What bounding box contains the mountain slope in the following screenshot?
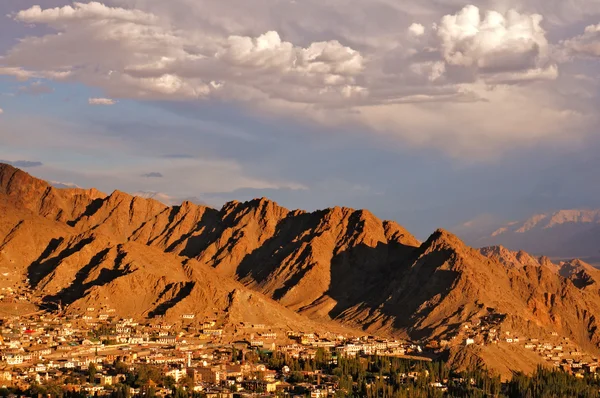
[0,165,343,334]
[0,163,104,223]
[5,163,600,376]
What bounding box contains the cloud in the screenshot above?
[141,172,164,178]
[0,67,70,81]
[436,5,552,78]
[18,81,54,96]
[0,160,43,168]
[0,108,3,115]
[1,1,598,157]
[408,23,425,37]
[89,98,116,105]
[163,154,196,159]
[5,3,366,106]
[561,23,600,58]
[15,2,158,26]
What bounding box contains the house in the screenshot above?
[203,329,223,336]
[189,367,224,384]
[266,381,283,392]
[99,375,113,386]
[0,371,12,382]
[5,354,23,365]
[165,369,186,382]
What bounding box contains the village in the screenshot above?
[451,312,600,377]
[1,284,600,397]
[0,300,430,398]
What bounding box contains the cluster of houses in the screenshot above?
[443,312,600,378]
[3,303,600,396]
[0,311,423,397]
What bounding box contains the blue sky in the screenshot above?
[1,0,600,239]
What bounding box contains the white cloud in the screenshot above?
[436,5,551,75]
[409,61,446,82]
[89,98,117,105]
[1,1,598,157]
[561,23,600,58]
[0,108,3,115]
[0,67,71,81]
[15,2,158,26]
[4,4,366,106]
[219,31,363,77]
[408,23,425,37]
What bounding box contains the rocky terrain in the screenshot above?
[3,163,600,375]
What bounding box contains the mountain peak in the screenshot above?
[425,228,465,248]
[0,162,43,193]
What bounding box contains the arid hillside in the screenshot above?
[3,163,600,376]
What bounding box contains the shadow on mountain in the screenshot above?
[66,198,105,227]
[168,208,220,256]
[28,236,94,288]
[236,211,325,286]
[143,206,183,246]
[324,240,461,339]
[149,281,195,318]
[42,246,132,307]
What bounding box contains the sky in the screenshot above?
[1,0,600,239]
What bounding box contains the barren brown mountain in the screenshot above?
[3,163,600,376]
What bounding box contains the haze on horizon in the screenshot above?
[1,0,600,238]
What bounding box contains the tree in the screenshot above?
[173,387,188,398]
[89,362,98,384]
[114,360,129,375]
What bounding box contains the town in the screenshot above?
[0,286,599,397]
[0,307,427,397]
[1,303,600,397]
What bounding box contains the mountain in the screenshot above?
[455,210,600,264]
[130,190,207,207]
[0,164,344,335]
[5,163,600,377]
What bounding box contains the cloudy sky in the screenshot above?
[1,0,600,238]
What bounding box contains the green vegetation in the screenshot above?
[0,353,598,398]
[256,350,600,398]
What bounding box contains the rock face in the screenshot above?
[0,164,338,334]
[457,209,600,264]
[4,163,600,374]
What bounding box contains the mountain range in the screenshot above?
[456,210,600,264]
[2,162,600,377]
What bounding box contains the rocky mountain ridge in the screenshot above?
[3,163,600,376]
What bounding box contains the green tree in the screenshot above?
[89,362,98,384]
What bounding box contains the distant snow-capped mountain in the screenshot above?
[50,181,81,189]
[455,209,600,264]
[130,190,207,207]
